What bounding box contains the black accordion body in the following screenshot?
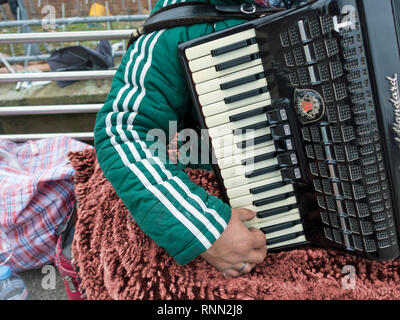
[178,0,400,260]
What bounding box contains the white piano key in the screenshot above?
[217,144,276,170]
[264,223,304,241]
[212,127,270,151]
[205,99,271,128]
[199,78,268,106]
[229,184,293,208]
[202,92,271,118]
[195,64,265,95]
[214,138,273,159]
[220,157,278,181]
[244,208,299,228]
[208,113,269,138]
[247,211,301,229]
[185,29,256,61]
[226,174,284,199]
[188,43,260,73]
[192,58,263,84]
[267,235,307,249]
[224,169,281,190]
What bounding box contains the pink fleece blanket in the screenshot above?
[69,149,400,300]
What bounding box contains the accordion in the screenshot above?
[178,0,400,261]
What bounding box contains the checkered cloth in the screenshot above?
[254,0,284,7]
[0,136,92,272]
[253,0,305,8]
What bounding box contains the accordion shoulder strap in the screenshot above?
[127,2,285,49]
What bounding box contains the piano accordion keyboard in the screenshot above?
[184,28,307,250]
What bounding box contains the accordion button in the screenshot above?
[324,227,333,241]
[363,238,377,252]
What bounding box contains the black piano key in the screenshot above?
[229,106,269,122]
[220,72,265,90]
[235,121,269,134]
[224,86,269,104]
[230,104,287,127]
[211,38,257,57]
[257,203,298,219]
[261,220,302,235]
[281,167,302,181]
[267,109,287,124]
[271,124,291,139]
[267,231,305,246]
[277,153,298,167]
[253,191,295,207]
[250,180,289,195]
[238,134,272,149]
[241,151,276,166]
[233,108,286,132]
[245,164,280,179]
[274,138,294,152]
[215,53,260,72]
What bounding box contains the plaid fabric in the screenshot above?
[253,0,307,8]
[0,136,92,272]
[253,0,283,7]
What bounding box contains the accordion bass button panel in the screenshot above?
[183,28,307,250]
[179,0,400,260]
[263,2,399,259]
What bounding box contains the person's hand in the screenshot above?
[200,208,267,278]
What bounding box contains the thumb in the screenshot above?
[233,208,256,222]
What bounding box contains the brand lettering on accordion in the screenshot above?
[386,74,400,148]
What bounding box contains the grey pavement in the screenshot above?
[19,265,68,300]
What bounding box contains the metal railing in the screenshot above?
[0,29,133,44]
[3,50,126,63]
[0,2,149,64]
[0,14,149,28]
[0,70,116,82]
[0,30,132,141]
[0,104,103,141]
[0,0,152,142]
[0,132,95,142]
[0,104,102,115]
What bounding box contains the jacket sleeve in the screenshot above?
[94,28,231,265]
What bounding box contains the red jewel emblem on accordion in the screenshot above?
[294,89,325,124]
[302,101,313,112]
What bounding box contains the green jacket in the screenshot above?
[94,0,293,265]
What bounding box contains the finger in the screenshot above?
[235,208,256,222]
[245,247,268,264]
[232,261,255,275]
[248,227,267,248]
[223,268,240,278]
